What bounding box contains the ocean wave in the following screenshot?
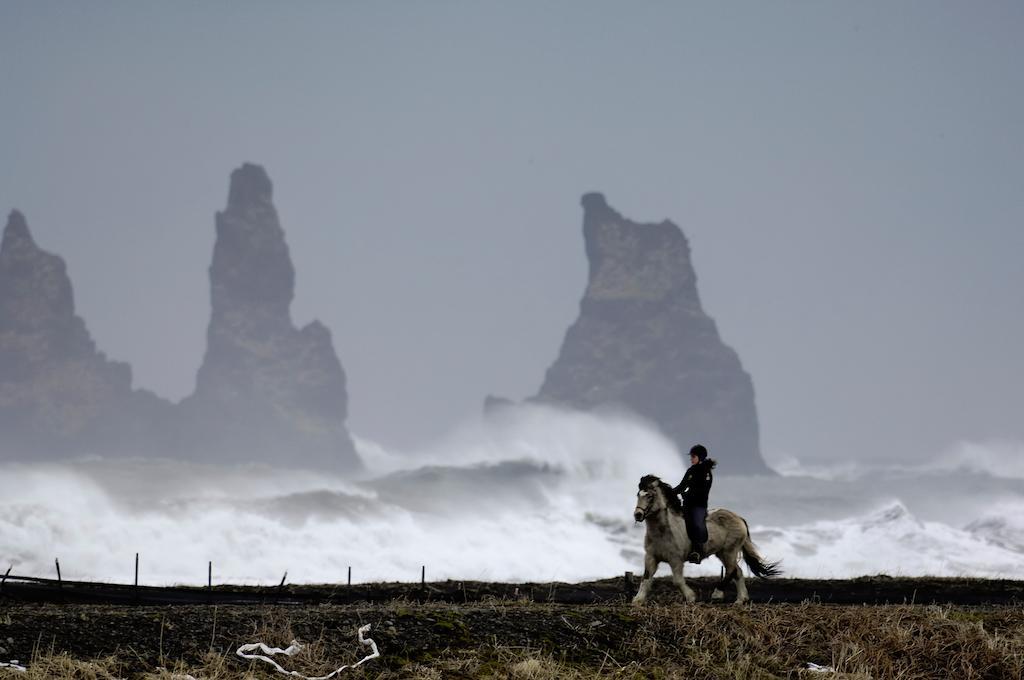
[1,411,1022,583]
[738,500,1024,580]
[768,439,1024,482]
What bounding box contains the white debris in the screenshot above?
[804,661,836,673]
[236,623,379,679]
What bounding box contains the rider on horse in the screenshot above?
[674,444,716,563]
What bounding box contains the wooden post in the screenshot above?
[347,566,351,586]
[0,565,11,595]
[55,558,62,588]
[624,571,634,595]
[421,565,425,587]
[278,571,287,588]
[134,553,140,602]
[208,561,212,599]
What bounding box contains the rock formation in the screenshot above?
[1,165,361,472]
[534,194,771,474]
[0,210,172,459]
[178,164,361,470]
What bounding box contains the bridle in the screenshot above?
[634,488,661,522]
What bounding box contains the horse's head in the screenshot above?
[634,474,667,522]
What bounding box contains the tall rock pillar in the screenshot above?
[181,164,361,470]
[535,193,771,474]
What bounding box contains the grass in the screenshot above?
[1,601,1022,679]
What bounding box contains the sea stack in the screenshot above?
[0,210,171,459]
[179,164,361,470]
[534,194,771,474]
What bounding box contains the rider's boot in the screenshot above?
[687,543,704,564]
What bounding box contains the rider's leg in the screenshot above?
[687,506,708,563]
[683,506,698,553]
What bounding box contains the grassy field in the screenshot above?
[2,578,1023,679]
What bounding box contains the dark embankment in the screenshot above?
[2,573,1022,606]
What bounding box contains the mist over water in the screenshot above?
[2,406,1023,584]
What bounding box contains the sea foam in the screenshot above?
[1,408,1021,583]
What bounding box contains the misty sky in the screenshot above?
[2,2,1022,467]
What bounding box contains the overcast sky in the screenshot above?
[2,2,1021,467]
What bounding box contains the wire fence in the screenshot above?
[0,558,645,606]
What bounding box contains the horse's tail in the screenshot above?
[740,518,782,579]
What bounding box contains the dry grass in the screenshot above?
[635,603,1024,679]
[1,602,1022,679]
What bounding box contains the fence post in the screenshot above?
[1,565,10,595]
[134,553,139,602]
[624,571,634,595]
[207,561,212,601]
[347,566,351,586]
[55,558,62,588]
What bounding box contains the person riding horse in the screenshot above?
[674,444,716,563]
[632,471,779,604]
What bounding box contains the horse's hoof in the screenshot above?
[711,588,724,601]
[631,598,646,606]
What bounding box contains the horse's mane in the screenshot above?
[638,474,683,515]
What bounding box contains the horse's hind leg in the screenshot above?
[733,563,750,604]
[710,551,733,601]
[725,549,750,604]
[712,550,748,604]
[710,559,726,601]
[632,555,659,605]
[669,559,697,603]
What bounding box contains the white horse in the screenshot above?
[632,474,780,604]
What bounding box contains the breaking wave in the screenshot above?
[768,439,1024,482]
[1,408,1022,583]
[744,501,1024,580]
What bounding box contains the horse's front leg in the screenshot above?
[632,555,659,605]
[669,559,697,603]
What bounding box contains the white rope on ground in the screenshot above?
[236,623,379,679]
[0,660,26,672]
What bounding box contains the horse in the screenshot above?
[631,474,781,604]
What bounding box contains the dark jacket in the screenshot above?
[674,460,714,508]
